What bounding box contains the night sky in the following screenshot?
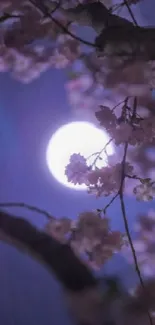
[0,1,155,325]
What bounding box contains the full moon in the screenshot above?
[46,122,114,190]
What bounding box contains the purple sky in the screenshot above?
[0,2,155,324]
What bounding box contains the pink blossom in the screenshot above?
[51,49,69,68]
[66,74,93,92]
[87,166,120,196]
[112,123,133,145]
[95,106,117,131]
[130,128,145,145]
[133,182,155,201]
[1,0,155,280]
[65,153,89,185]
[140,117,155,141]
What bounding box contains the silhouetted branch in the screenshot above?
[98,98,153,324]
[28,1,155,62]
[95,26,155,60]
[0,209,97,292]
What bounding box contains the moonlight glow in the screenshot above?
[46,122,114,190]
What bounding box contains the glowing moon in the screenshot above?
[46,122,114,190]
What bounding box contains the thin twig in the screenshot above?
[29,0,96,48]
[91,138,113,168]
[125,174,141,180]
[100,97,153,323]
[123,0,138,26]
[103,193,119,214]
[50,0,62,15]
[119,143,153,325]
[111,99,127,112]
[0,202,54,220]
[118,97,153,325]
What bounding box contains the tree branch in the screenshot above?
[123,0,138,26]
[28,1,155,62]
[95,25,155,60]
[29,0,96,48]
[0,209,97,292]
[118,97,153,325]
[99,98,153,324]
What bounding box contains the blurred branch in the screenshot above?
[0,209,97,292]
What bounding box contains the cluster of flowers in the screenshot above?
[0,0,152,90]
[45,210,125,269]
[65,74,97,116]
[66,152,133,196]
[65,58,155,178]
[0,0,81,82]
[65,151,155,201]
[1,0,155,280]
[95,105,155,145]
[65,102,155,199]
[64,94,155,278]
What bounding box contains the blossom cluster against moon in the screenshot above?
[46,122,114,189]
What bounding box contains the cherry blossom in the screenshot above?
[0,2,155,322]
[45,217,71,242]
[66,74,93,92]
[133,181,155,201]
[66,152,134,197]
[43,210,126,269]
[95,106,117,131]
[65,153,90,185]
[50,49,70,68]
[111,122,133,145]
